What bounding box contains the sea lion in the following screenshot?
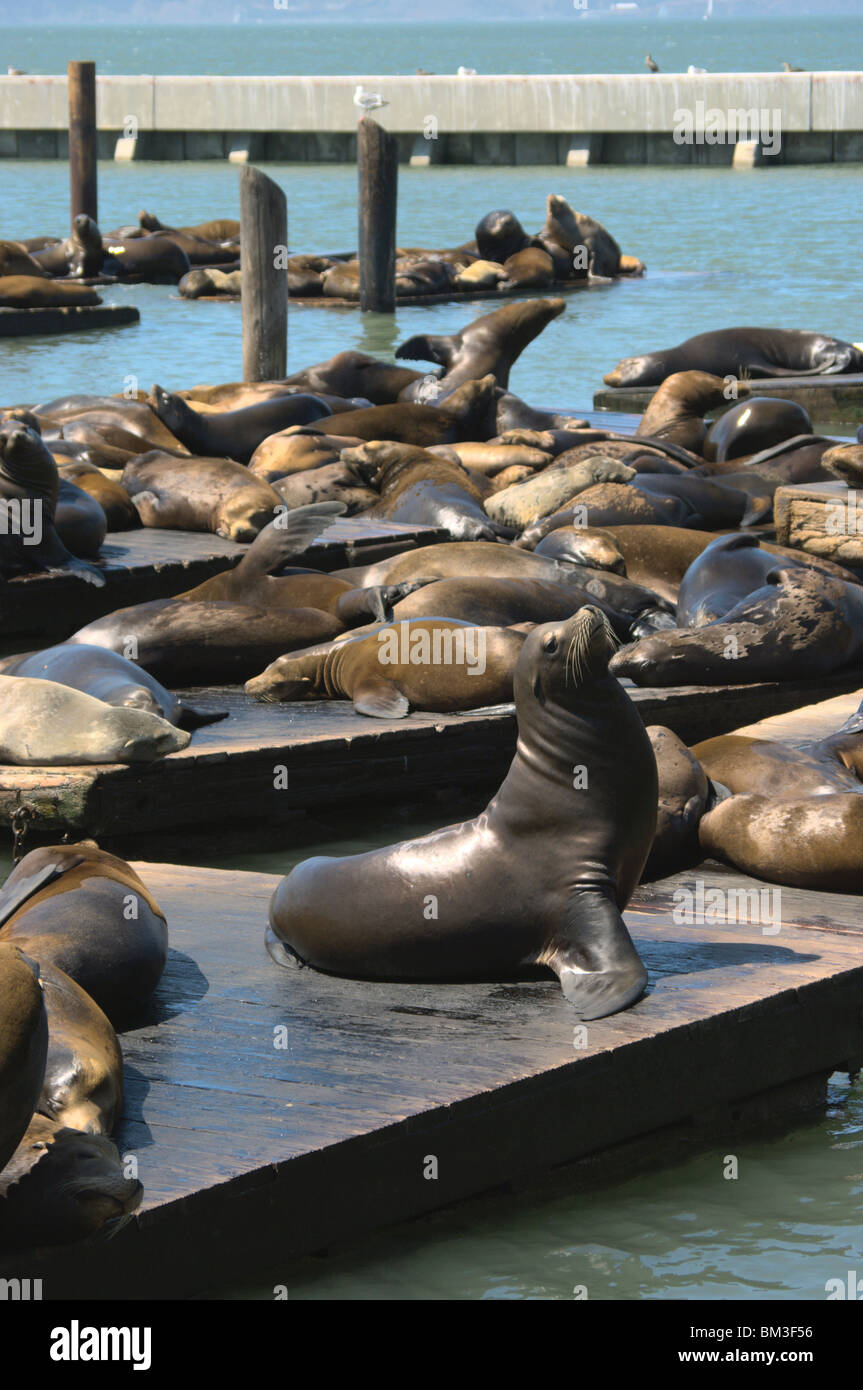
[69,599,345,685]
[429,441,552,476]
[147,387,332,463]
[122,451,283,542]
[54,477,107,558]
[0,1114,142,1248]
[102,232,191,283]
[691,732,862,799]
[386,575,635,631]
[247,430,352,483]
[0,240,49,279]
[321,260,362,299]
[178,266,242,298]
[529,481,689,531]
[0,676,190,764]
[702,397,813,462]
[698,434,835,486]
[0,644,222,730]
[502,247,556,287]
[0,276,101,308]
[631,472,761,528]
[0,423,105,585]
[611,568,863,686]
[698,793,863,894]
[31,215,105,279]
[266,607,657,1019]
[676,533,808,627]
[304,376,499,446]
[643,726,711,880]
[57,461,139,530]
[395,298,566,398]
[36,959,123,1136]
[343,441,508,541]
[487,458,635,530]
[453,259,508,290]
[271,462,376,513]
[282,350,423,405]
[247,618,526,717]
[569,208,621,277]
[474,209,529,263]
[535,194,587,276]
[0,943,48,1173]
[395,257,456,296]
[604,327,863,388]
[32,395,190,456]
[636,371,735,455]
[139,210,240,242]
[0,844,168,1026]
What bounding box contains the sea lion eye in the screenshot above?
[543,635,558,654]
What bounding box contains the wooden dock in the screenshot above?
[2,670,863,841]
[0,304,140,336]
[3,855,861,1299]
[186,276,619,310]
[594,376,863,431]
[0,518,447,643]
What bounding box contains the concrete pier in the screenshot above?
[0,72,861,165]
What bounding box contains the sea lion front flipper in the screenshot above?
[265,923,305,969]
[544,888,648,1020]
[0,856,84,929]
[352,679,410,719]
[394,333,454,368]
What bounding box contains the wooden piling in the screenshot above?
[357,116,398,314]
[240,164,288,382]
[68,60,98,228]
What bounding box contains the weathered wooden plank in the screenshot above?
[2,858,861,1298]
[595,376,863,428]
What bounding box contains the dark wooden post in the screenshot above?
[357,116,398,313]
[68,60,98,228]
[240,164,288,382]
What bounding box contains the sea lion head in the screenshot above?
[474,209,528,264]
[0,422,58,507]
[517,605,620,710]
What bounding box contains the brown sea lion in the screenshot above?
[37,959,123,1136]
[282,350,423,405]
[305,376,499,446]
[57,461,139,530]
[395,298,566,397]
[636,371,736,455]
[691,732,862,799]
[0,423,105,585]
[605,328,863,388]
[698,793,863,894]
[0,276,101,308]
[643,726,711,879]
[0,943,48,1174]
[343,440,508,541]
[0,240,49,279]
[265,607,657,1020]
[122,451,283,542]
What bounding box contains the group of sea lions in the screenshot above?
[1,194,641,310]
[0,843,168,1248]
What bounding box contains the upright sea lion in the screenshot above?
[0,943,48,1173]
[69,599,346,685]
[0,1114,142,1248]
[147,387,332,463]
[636,371,735,454]
[604,327,863,387]
[0,423,105,585]
[569,207,622,277]
[247,618,526,717]
[122,451,283,542]
[0,844,168,1026]
[702,397,813,462]
[395,298,566,398]
[266,607,657,1019]
[0,644,223,730]
[0,676,190,764]
[37,959,123,1136]
[31,215,105,279]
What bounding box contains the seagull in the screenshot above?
[687,65,708,73]
[781,60,805,72]
[353,86,388,113]
[457,66,477,77]
[645,53,660,73]
[7,67,26,76]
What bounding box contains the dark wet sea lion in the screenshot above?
[31,215,105,278]
[282,350,423,405]
[0,276,101,308]
[474,209,529,263]
[0,943,49,1173]
[604,327,863,387]
[36,959,123,1136]
[631,472,760,528]
[0,844,168,1027]
[698,793,863,894]
[611,568,863,687]
[102,232,191,283]
[636,371,735,454]
[0,423,105,585]
[54,477,107,558]
[0,643,223,730]
[703,397,813,462]
[676,533,807,627]
[122,451,282,542]
[395,298,565,397]
[247,618,526,717]
[148,386,332,463]
[266,607,657,1019]
[0,1113,142,1248]
[70,598,346,685]
[643,726,711,880]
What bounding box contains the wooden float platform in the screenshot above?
[594,376,863,430]
[0,518,447,643]
[3,670,863,841]
[4,855,862,1300]
[185,276,620,310]
[0,305,140,337]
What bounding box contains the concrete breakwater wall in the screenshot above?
[1,72,862,165]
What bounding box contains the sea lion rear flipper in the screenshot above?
[0,857,84,929]
[352,679,410,719]
[176,705,230,731]
[544,887,648,1020]
[265,923,305,969]
[395,333,453,368]
[239,502,347,577]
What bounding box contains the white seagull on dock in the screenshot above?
[354,86,389,113]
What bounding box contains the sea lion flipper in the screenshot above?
[265,923,305,969]
[176,704,230,731]
[352,679,410,719]
[0,857,81,929]
[546,888,648,1020]
[395,333,453,368]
